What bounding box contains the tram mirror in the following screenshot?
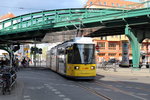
[64,50,67,54]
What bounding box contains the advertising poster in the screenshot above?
[121,41,129,66]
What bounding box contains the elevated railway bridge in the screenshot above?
[0,2,150,67]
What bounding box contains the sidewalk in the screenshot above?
[96,68,150,77]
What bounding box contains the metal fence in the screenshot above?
[96,62,150,73]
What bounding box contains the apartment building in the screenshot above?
[0,13,15,21]
[85,0,149,63]
[85,0,142,9]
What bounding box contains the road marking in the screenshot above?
[24,96,30,98]
[44,84,49,86]
[48,87,53,89]
[45,84,71,100]
[137,93,148,96]
[55,91,61,94]
[95,81,147,100]
[62,84,68,86]
[51,89,57,91]
[24,95,31,100]
[37,86,44,89]
[94,87,103,90]
[103,89,111,91]
[59,94,65,97]
[63,98,71,100]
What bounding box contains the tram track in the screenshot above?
[75,78,147,100]
[94,80,147,100]
[116,81,150,93]
[96,74,150,93]
[76,82,112,100]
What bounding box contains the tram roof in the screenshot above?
[51,37,94,49]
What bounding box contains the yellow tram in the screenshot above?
[46,37,96,79]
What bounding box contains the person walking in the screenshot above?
[21,58,27,68]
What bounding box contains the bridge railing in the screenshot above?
[0,1,150,35]
[0,8,123,35]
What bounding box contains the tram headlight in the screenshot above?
[74,66,79,70]
[91,66,95,69]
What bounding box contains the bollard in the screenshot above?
[149,64,150,73]
[131,64,133,73]
[113,63,117,72]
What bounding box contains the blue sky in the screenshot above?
[0,0,140,16]
[0,0,87,16]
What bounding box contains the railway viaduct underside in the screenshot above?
[0,7,150,67]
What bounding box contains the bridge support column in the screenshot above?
[125,25,140,68]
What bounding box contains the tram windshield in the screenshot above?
[72,44,95,64]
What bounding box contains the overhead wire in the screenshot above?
[0,5,47,11]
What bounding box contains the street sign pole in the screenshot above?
[34,40,36,67]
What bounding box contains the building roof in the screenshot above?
[85,0,142,9]
[0,13,15,21]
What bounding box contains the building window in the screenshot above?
[119,53,122,56]
[116,3,118,7]
[99,2,101,5]
[109,43,117,50]
[90,2,93,5]
[98,42,105,49]
[108,53,116,56]
[104,2,107,5]
[116,3,120,7]
[98,42,105,47]
[112,3,114,6]
[109,43,116,47]
[141,43,145,50]
[98,53,105,56]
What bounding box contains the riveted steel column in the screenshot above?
[125,25,140,68]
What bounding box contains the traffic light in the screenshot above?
[13,45,20,52]
[30,47,35,54]
[30,47,42,54]
[39,48,42,54]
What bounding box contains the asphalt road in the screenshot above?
[0,68,150,100]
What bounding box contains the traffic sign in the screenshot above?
[96,45,99,50]
[24,48,29,51]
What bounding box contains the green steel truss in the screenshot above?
[0,7,150,35]
[0,6,150,68]
[0,8,122,35]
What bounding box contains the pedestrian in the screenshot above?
[15,58,19,71]
[21,58,27,68]
[26,57,31,67]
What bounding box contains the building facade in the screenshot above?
[140,0,150,7]
[84,0,149,63]
[85,0,143,9]
[93,38,150,63]
[0,13,15,21]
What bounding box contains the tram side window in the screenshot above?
[58,49,65,63]
[68,50,74,64]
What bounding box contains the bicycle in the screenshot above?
[1,73,11,95]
